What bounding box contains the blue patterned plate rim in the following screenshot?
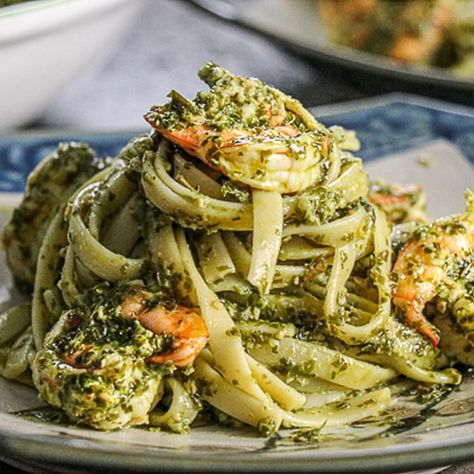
[313,92,474,118]
[1,93,472,196]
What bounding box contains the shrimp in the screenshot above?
[389,0,454,64]
[368,181,427,224]
[392,190,474,347]
[120,288,208,367]
[32,304,164,430]
[433,268,474,365]
[144,63,334,194]
[32,284,208,430]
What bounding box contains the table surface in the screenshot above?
[2,0,473,472]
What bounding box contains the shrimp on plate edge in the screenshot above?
[392,189,474,348]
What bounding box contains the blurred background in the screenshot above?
[1,0,473,133]
[30,0,360,130]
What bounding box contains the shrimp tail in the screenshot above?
[153,126,201,156]
[405,305,440,349]
[146,336,208,367]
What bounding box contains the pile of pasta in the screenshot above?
[0,64,462,434]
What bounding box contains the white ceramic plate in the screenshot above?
[0,96,473,473]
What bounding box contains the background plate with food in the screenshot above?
[189,0,474,103]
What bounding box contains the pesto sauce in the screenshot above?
[13,406,69,425]
[2,142,105,290]
[220,180,251,203]
[287,187,343,226]
[378,383,455,438]
[146,63,303,133]
[289,422,327,443]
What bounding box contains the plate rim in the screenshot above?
[0,413,473,473]
[0,92,472,143]
[312,92,474,119]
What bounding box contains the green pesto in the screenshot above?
[287,187,343,226]
[1,142,105,290]
[13,406,69,425]
[437,251,474,345]
[289,421,328,443]
[271,348,353,384]
[359,323,426,358]
[144,63,341,193]
[119,133,157,171]
[406,382,455,405]
[220,180,251,203]
[145,63,307,133]
[257,417,279,436]
[154,261,194,308]
[369,180,426,225]
[238,324,289,351]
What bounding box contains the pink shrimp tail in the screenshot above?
[146,336,208,367]
[405,305,440,348]
[155,126,201,156]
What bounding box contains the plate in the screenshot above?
[188,0,474,102]
[0,94,474,473]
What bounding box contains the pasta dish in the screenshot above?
[319,0,474,77]
[0,64,473,435]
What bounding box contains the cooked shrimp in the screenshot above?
[155,125,331,194]
[392,190,474,347]
[120,289,208,367]
[145,63,333,194]
[140,307,208,366]
[368,181,427,224]
[32,284,208,430]
[433,270,474,365]
[32,304,164,430]
[389,0,454,63]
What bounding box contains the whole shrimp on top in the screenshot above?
[392,190,474,349]
[144,63,357,194]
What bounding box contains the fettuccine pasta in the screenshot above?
[0,64,471,435]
